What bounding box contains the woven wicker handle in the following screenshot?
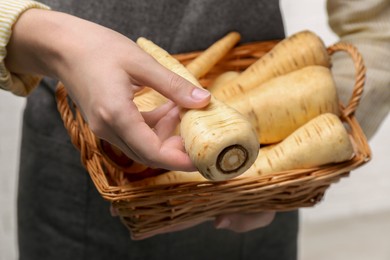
[327,42,366,117]
[56,84,94,165]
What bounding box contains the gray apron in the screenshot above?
[18,1,298,259]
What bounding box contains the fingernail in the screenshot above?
[191,88,210,100]
[216,218,231,229]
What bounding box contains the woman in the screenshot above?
[1,0,389,259]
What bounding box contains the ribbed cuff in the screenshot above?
[0,0,50,96]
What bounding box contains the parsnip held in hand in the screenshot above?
[137,37,259,181]
[134,32,241,112]
[241,113,354,177]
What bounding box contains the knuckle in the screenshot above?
[167,73,188,96]
[87,103,118,138]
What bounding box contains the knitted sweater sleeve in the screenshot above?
[327,0,390,139]
[0,0,50,96]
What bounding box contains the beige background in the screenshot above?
[1,0,389,259]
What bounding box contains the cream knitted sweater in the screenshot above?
[0,0,389,139]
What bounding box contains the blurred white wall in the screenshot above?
[0,92,24,260]
[0,1,389,260]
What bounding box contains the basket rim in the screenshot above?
[87,114,371,201]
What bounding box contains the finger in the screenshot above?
[99,130,145,164]
[141,101,175,128]
[110,205,119,217]
[214,212,276,233]
[152,106,181,141]
[160,135,188,155]
[127,51,211,109]
[112,102,194,171]
[93,99,192,170]
[109,126,191,170]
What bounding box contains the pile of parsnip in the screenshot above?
[131,30,355,185]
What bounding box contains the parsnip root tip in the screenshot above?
[217,145,248,174]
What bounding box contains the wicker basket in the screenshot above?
[56,39,371,239]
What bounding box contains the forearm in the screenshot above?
[0,0,50,96]
[4,7,146,99]
[327,0,390,140]
[5,8,64,79]
[2,2,136,98]
[5,8,118,83]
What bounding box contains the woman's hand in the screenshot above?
[5,8,210,171]
[134,212,275,240]
[214,211,275,233]
[110,205,275,240]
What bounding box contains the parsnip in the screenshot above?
[186,31,241,78]
[127,170,208,188]
[133,88,167,112]
[213,30,330,101]
[227,65,340,144]
[208,71,240,95]
[137,37,259,181]
[128,113,354,186]
[241,113,354,177]
[134,32,241,112]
